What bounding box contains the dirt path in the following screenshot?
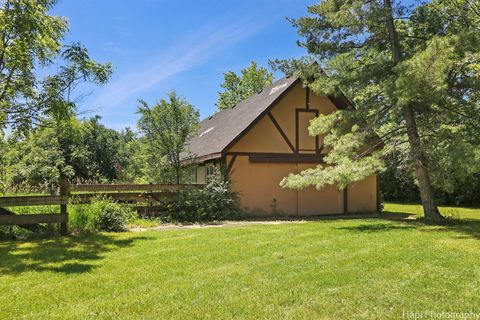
[129,212,416,232]
[129,220,307,232]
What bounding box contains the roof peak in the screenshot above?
[183,76,300,161]
[203,76,297,121]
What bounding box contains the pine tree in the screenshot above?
[273,0,480,219]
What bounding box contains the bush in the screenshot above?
[69,196,137,233]
[0,226,30,240]
[168,169,242,222]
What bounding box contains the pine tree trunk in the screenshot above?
[403,105,443,220]
[384,0,443,220]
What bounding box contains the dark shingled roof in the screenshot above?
[183,76,300,161]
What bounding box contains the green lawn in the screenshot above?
[385,202,480,220]
[1,203,480,319]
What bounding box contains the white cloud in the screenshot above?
[93,16,268,109]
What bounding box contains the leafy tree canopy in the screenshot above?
[137,91,199,184]
[0,0,68,128]
[217,61,274,110]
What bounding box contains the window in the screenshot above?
[206,165,215,177]
[190,166,197,184]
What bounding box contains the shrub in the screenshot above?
[0,226,30,240]
[69,196,137,233]
[169,168,242,222]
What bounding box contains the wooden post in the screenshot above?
[59,174,69,235]
[147,198,152,218]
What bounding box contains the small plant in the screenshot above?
[69,196,137,233]
[270,198,287,216]
[96,205,127,232]
[128,216,165,229]
[168,168,242,222]
[0,225,30,240]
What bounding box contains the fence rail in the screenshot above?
[69,183,202,192]
[0,214,66,225]
[0,195,69,207]
[73,191,179,203]
[0,182,204,234]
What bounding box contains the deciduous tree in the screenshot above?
[0,0,68,128]
[39,44,112,181]
[217,61,273,110]
[137,92,199,184]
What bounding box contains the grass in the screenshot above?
[385,202,480,220]
[1,203,480,319]
[127,217,164,229]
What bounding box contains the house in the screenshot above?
[184,76,379,216]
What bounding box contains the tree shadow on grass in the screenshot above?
[337,210,480,240]
[0,234,152,275]
[337,222,417,233]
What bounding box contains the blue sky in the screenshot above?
[51,0,316,130]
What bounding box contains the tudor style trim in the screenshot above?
[224,152,325,164]
[249,154,324,164]
[221,77,302,156]
[295,108,320,155]
[227,155,237,173]
[305,87,311,110]
[343,187,349,214]
[192,152,223,163]
[267,112,296,153]
[190,79,353,162]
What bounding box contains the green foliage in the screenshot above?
[96,206,129,232]
[0,226,21,240]
[273,0,480,203]
[69,197,137,233]
[0,131,8,193]
[134,140,178,184]
[115,128,144,183]
[77,116,124,182]
[0,2,113,190]
[0,0,68,128]
[137,91,199,184]
[3,124,70,191]
[0,38,113,191]
[168,168,242,222]
[1,115,138,191]
[217,61,274,110]
[127,216,165,229]
[281,110,385,190]
[39,43,112,177]
[381,156,480,206]
[0,112,182,190]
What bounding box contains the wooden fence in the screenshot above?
[0,180,203,235]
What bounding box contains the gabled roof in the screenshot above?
[184,76,300,161]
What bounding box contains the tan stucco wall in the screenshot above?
[229,159,348,216]
[298,112,316,152]
[229,111,293,153]
[297,164,344,215]
[229,155,297,215]
[224,82,378,216]
[347,175,378,213]
[268,83,304,150]
[269,84,338,155]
